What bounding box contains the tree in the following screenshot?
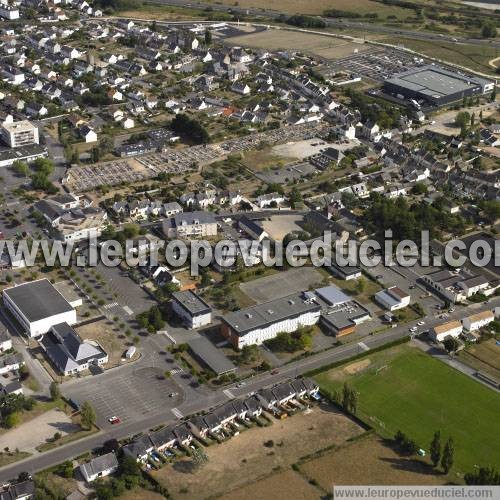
[342,382,353,412]
[49,382,61,401]
[412,182,428,195]
[164,370,172,378]
[348,388,358,414]
[481,20,497,38]
[80,401,96,430]
[191,446,209,469]
[12,161,29,177]
[204,28,212,45]
[355,278,366,295]
[430,430,441,467]
[119,454,141,477]
[4,412,20,429]
[465,466,500,485]
[454,111,470,129]
[441,437,454,474]
[443,336,460,353]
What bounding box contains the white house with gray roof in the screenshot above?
[79,453,119,483]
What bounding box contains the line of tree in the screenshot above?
[430,430,455,473]
[285,15,326,28]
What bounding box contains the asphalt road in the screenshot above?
[1,295,499,481]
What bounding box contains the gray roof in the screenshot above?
[221,292,321,336]
[41,323,105,373]
[172,290,212,316]
[80,452,118,478]
[187,336,236,375]
[150,427,176,448]
[315,285,351,306]
[173,210,216,227]
[3,279,74,322]
[385,65,486,99]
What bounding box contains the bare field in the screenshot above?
[206,0,410,17]
[262,214,304,241]
[76,319,136,368]
[459,338,500,381]
[151,404,363,499]
[226,30,369,60]
[218,469,321,500]
[300,435,450,488]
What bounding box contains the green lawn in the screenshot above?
[315,345,500,474]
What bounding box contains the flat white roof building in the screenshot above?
[3,279,77,338]
[1,120,39,148]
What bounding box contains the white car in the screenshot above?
[409,326,418,332]
[417,321,425,326]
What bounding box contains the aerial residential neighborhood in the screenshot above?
[0,0,498,498]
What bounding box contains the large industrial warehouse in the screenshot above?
[384,65,494,106]
[3,279,77,338]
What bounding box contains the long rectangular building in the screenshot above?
[384,65,494,107]
[3,279,77,337]
[220,292,321,349]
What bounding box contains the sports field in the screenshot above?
[315,344,500,474]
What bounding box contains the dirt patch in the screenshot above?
[75,319,138,368]
[300,435,449,488]
[119,488,165,500]
[151,404,363,499]
[0,408,79,453]
[240,267,324,303]
[219,469,321,500]
[262,215,304,241]
[344,358,371,375]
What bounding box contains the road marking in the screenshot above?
[103,302,119,309]
[171,407,183,419]
[358,342,370,352]
[123,306,133,315]
[170,368,183,375]
[223,389,234,399]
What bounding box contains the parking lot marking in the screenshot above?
[171,407,183,419]
[103,302,119,309]
[358,342,370,352]
[223,389,235,399]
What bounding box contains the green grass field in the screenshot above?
[315,345,500,474]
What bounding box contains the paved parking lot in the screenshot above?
[64,364,184,427]
[330,46,423,82]
[240,267,324,303]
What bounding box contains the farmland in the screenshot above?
[226,30,370,60]
[380,37,498,74]
[314,344,500,474]
[458,338,500,382]
[204,0,412,18]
